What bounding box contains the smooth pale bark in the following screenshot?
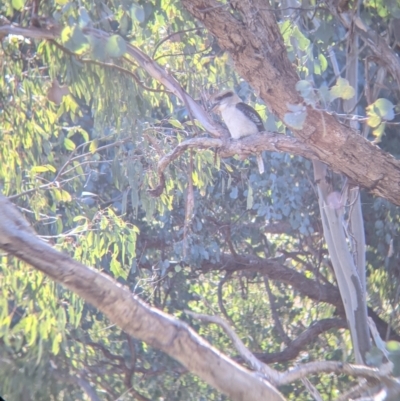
[314,161,370,363]
[0,194,285,401]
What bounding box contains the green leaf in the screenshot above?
[61,25,88,53]
[119,13,130,36]
[370,98,395,121]
[296,80,313,97]
[292,26,310,51]
[72,215,88,222]
[110,257,127,279]
[295,80,316,106]
[168,118,184,129]
[64,138,76,151]
[12,0,25,10]
[52,332,62,355]
[387,341,400,376]
[89,36,107,61]
[284,110,307,129]
[61,26,72,44]
[367,114,381,128]
[105,35,127,58]
[31,165,56,173]
[229,187,238,199]
[318,53,328,72]
[78,6,92,28]
[89,139,98,153]
[36,338,43,365]
[329,77,355,101]
[279,20,293,42]
[372,122,385,141]
[317,84,331,103]
[131,4,145,23]
[60,190,72,202]
[386,340,400,353]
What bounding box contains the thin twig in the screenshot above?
[185,310,282,384]
[264,277,292,345]
[152,27,205,57]
[217,272,234,325]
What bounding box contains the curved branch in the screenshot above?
[264,278,292,346]
[0,194,285,401]
[253,318,346,364]
[53,371,101,401]
[186,311,282,384]
[0,23,220,138]
[218,272,234,325]
[4,20,400,204]
[148,133,316,196]
[137,252,398,343]
[279,360,386,385]
[84,27,220,137]
[186,311,396,388]
[148,137,223,196]
[199,254,400,342]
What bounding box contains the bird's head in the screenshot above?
[209,90,241,112]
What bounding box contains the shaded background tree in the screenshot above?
[1,0,400,400]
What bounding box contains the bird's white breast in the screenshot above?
[220,106,259,139]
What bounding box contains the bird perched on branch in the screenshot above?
[209,90,265,173]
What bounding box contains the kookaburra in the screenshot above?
[210,90,265,173]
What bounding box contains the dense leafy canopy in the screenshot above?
[1,0,400,400]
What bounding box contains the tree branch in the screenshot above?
[0,194,285,401]
[252,318,346,364]
[186,311,282,384]
[186,311,396,387]
[182,0,400,206]
[148,133,316,196]
[2,19,400,203]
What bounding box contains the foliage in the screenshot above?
[0,0,400,400]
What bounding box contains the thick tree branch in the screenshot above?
[186,311,282,384]
[148,133,316,196]
[206,254,342,305]
[0,194,285,401]
[186,311,395,387]
[182,0,400,206]
[0,23,220,137]
[198,254,400,342]
[135,251,397,343]
[2,20,400,204]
